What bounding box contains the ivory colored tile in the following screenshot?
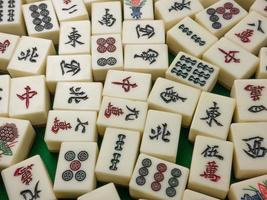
[203,37,259,90]
[103,70,152,101]
[166,51,219,92]
[188,136,233,199]
[183,189,220,200]
[95,128,140,186]
[250,0,267,18]
[195,0,247,38]
[230,123,267,179]
[0,117,35,170]
[124,0,154,20]
[0,75,11,117]
[140,110,182,163]
[256,47,267,78]
[155,0,204,30]
[231,79,267,122]
[147,77,201,127]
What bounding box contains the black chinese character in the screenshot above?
[109,153,121,171]
[248,20,265,34]
[136,24,155,39]
[125,105,139,121]
[134,49,159,64]
[60,60,81,76]
[200,102,223,127]
[65,27,84,47]
[169,0,191,12]
[20,181,41,200]
[68,87,88,104]
[75,118,88,133]
[18,47,39,63]
[149,123,171,142]
[242,136,267,158]
[62,4,77,14]
[99,8,116,27]
[160,87,187,103]
[201,145,224,160]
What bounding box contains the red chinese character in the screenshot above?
[14,164,34,185]
[218,48,240,63]
[244,85,265,101]
[16,86,38,109]
[0,40,10,54]
[235,29,254,43]
[104,102,124,118]
[51,117,72,134]
[200,161,221,182]
[63,0,71,4]
[111,76,138,92]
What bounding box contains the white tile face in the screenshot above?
[230,123,267,179]
[103,70,152,101]
[59,20,91,55]
[166,52,219,92]
[97,96,148,135]
[53,82,103,111]
[0,0,26,35]
[122,20,165,44]
[46,55,93,93]
[129,154,189,200]
[188,136,233,199]
[1,155,56,200]
[22,1,60,44]
[225,12,267,54]
[95,128,140,186]
[189,92,235,142]
[91,1,122,35]
[54,142,98,198]
[9,75,50,126]
[0,75,11,117]
[52,0,89,22]
[155,0,204,30]
[0,117,35,170]
[124,0,154,20]
[195,0,247,37]
[78,183,120,200]
[124,44,168,80]
[148,78,201,127]
[231,79,267,122]
[0,33,20,72]
[44,110,97,152]
[183,189,220,200]
[140,110,182,163]
[91,34,123,81]
[7,36,55,77]
[257,47,267,79]
[203,37,259,90]
[228,174,267,200]
[250,0,267,18]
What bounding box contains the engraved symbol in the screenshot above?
[0,40,10,53]
[244,85,265,101]
[62,4,77,14]
[7,0,15,22]
[149,123,170,143]
[200,101,223,127]
[115,134,126,151]
[20,181,41,200]
[75,118,88,133]
[248,105,267,113]
[104,102,124,118]
[62,151,88,182]
[134,49,159,64]
[68,87,88,104]
[109,134,126,171]
[65,27,84,47]
[0,123,18,158]
[0,88,2,101]
[18,47,39,63]
[136,24,155,39]
[14,164,34,185]
[16,86,38,109]
[109,153,121,171]
[136,158,152,186]
[112,76,138,92]
[178,24,206,46]
[201,145,224,160]
[125,0,147,19]
[96,37,116,53]
[60,60,81,76]
[99,8,116,27]
[169,0,191,12]
[241,181,267,200]
[235,29,254,43]
[242,137,267,158]
[125,105,139,121]
[248,20,265,33]
[200,161,221,182]
[97,57,117,66]
[218,48,240,63]
[166,168,181,197]
[63,0,71,4]
[160,87,187,103]
[151,163,167,191]
[51,117,72,134]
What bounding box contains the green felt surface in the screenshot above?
[0,54,235,200]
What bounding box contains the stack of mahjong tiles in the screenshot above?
[1,0,267,199]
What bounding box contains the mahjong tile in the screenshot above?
[199,0,220,8]
[183,189,220,200]
[0,75,11,117]
[124,0,154,20]
[235,0,256,11]
[257,47,267,78]
[250,0,267,18]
